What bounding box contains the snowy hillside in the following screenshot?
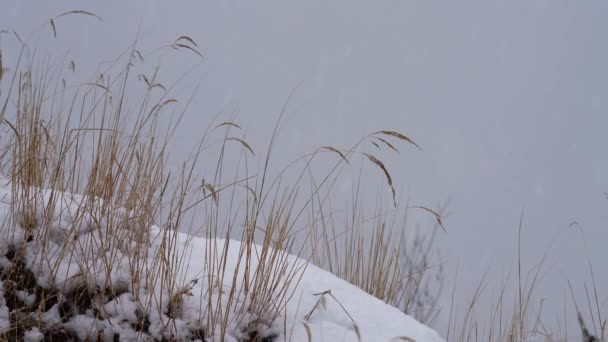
[0,179,442,341]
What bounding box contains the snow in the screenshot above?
[0,179,443,341]
[23,327,43,342]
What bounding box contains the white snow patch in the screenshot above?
[0,178,443,341]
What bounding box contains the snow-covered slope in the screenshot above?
[168,233,443,342]
[0,181,443,341]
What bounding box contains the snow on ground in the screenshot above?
[172,233,443,342]
[0,179,443,341]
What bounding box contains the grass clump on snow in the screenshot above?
[0,17,439,341]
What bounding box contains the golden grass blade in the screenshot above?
[373,130,421,151]
[375,137,399,153]
[133,49,144,62]
[409,206,446,232]
[301,321,312,342]
[321,146,349,164]
[351,324,362,342]
[148,99,177,116]
[313,290,332,296]
[69,60,76,72]
[203,183,218,205]
[305,292,326,321]
[84,82,111,94]
[172,43,205,59]
[159,99,177,107]
[150,83,166,91]
[176,35,198,47]
[138,74,151,88]
[364,153,396,207]
[137,73,166,91]
[55,10,103,22]
[50,18,57,38]
[226,137,255,156]
[240,184,258,203]
[216,121,241,130]
[11,29,24,46]
[2,118,19,139]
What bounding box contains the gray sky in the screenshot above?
[2,0,608,337]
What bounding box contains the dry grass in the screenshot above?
[444,215,606,342]
[305,137,444,325]
[7,11,604,342]
[0,29,311,339]
[0,11,607,342]
[0,17,443,341]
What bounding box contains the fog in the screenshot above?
[2,0,607,337]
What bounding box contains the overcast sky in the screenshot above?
[2,0,607,337]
